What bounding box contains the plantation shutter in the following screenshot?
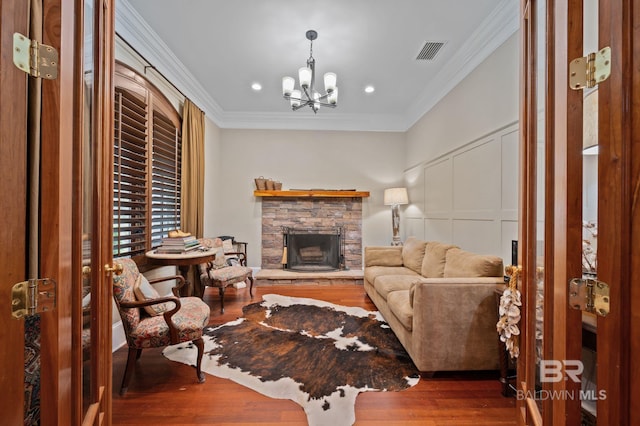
[113,87,148,257]
[151,109,182,248]
[113,62,182,260]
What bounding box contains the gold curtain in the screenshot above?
[180,99,205,296]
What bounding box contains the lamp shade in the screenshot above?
[328,87,338,105]
[290,89,301,107]
[324,72,337,93]
[282,76,295,96]
[384,187,409,205]
[299,67,312,88]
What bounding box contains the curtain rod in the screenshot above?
[115,32,188,100]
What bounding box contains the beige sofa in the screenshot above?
[364,237,504,372]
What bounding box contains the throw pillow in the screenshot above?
[212,246,227,269]
[401,236,427,274]
[133,274,170,316]
[222,238,235,253]
[443,248,504,278]
[421,241,458,278]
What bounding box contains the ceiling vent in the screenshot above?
[416,41,446,61]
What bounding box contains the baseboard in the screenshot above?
[112,321,127,353]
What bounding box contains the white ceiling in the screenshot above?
[119,0,518,132]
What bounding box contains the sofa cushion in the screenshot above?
[364,246,403,267]
[421,241,458,278]
[443,248,504,278]
[364,266,420,286]
[401,237,427,274]
[387,290,413,331]
[374,275,421,300]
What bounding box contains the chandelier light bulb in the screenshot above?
[299,67,312,89]
[328,87,338,105]
[324,72,337,93]
[290,90,302,107]
[282,76,295,96]
[313,92,321,111]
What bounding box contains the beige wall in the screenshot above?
[205,129,406,268]
[401,33,520,263]
[405,33,519,170]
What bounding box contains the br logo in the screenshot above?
[539,360,583,383]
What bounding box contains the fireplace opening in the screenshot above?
[283,227,345,271]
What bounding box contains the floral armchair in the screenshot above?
[112,258,210,395]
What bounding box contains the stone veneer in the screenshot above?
[260,197,363,270]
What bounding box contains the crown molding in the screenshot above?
[403,0,519,129]
[115,0,225,122]
[116,0,518,132]
[218,111,408,132]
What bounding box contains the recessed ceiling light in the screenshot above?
[251,82,262,91]
[364,85,375,94]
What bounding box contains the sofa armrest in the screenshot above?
[364,246,403,267]
[410,277,504,371]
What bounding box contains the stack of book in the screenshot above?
[155,235,201,254]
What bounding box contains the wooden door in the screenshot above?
[518,0,639,424]
[0,0,30,424]
[78,0,115,424]
[0,0,114,424]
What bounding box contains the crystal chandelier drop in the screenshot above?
[282,30,338,113]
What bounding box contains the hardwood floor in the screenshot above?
[111,283,517,425]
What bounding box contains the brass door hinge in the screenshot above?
[569,46,611,90]
[569,277,609,317]
[11,278,57,319]
[13,33,58,80]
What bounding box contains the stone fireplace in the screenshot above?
[259,195,364,270]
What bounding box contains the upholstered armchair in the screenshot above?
[112,258,210,395]
[199,238,254,313]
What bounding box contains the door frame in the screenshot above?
[0,0,29,423]
[518,0,639,424]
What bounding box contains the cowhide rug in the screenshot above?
[163,294,420,426]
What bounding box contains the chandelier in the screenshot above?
[282,30,338,113]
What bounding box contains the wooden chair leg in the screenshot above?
[120,347,139,396]
[218,286,226,313]
[194,337,205,383]
[248,276,254,297]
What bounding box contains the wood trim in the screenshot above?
[40,0,75,424]
[0,0,28,423]
[597,0,633,423]
[254,190,370,198]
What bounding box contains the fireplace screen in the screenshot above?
[283,227,344,271]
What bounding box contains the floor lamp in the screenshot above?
[384,187,409,246]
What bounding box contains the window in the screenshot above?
[113,63,182,259]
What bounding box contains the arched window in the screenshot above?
[113,62,182,260]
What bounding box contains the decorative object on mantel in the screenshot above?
[254,189,369,198]
[282,30,338,113]
[497,265,522,359]
[254,177,281,190]
[383,187,409,246]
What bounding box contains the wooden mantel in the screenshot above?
[254,190,370,198]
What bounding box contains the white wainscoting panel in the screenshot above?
[501,129,519,212]
[424,158,453,216]
[404,123,519,263]
[425,218,453,244]
[404,217,425,241]
[405,165,424,218]
[453,140,501,213]
[453,219,500,256]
